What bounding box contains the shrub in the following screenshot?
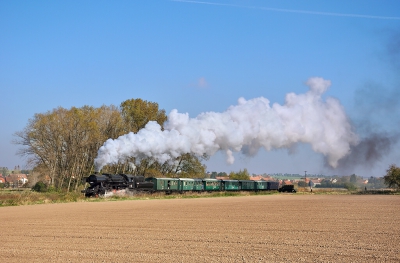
[343,182,357,191]
[298,181,308,187]
[47,185,57,192]
[384,164,400,189]
[31,182,48,192]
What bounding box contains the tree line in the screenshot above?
[14,99,206,192]
[11,97,400,193]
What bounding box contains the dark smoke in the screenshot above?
[329,30,400,174]
[334,133,398,169]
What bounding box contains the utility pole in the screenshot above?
[304,171,307,182]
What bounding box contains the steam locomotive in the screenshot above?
[82,174,154,197]
[82,173,283,197]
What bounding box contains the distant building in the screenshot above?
[283,180,292,185]
[249,175,264,181]
[5,174,28,187]
[310,179,321,186]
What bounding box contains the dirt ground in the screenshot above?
[1,195,399,263]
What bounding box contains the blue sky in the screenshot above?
[1,0,399,176]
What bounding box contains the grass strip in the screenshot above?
[0,188,398,207]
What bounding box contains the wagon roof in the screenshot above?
[178,178,203,181]
[152,177,180,180]
[221,179,239,182]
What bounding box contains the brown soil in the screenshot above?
[1,195,399,262]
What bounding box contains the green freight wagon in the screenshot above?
[240,180,256,190]
[255,181,268,190]
[202,179,221,191]
[146,178,179,192]
[221,180,240,191]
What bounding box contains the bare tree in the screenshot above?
[14,105,125,191]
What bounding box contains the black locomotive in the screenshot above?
[82,173,154,197]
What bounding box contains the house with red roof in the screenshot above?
[309,179,321,186]
[249,175,264,181]
[5,174,28,187]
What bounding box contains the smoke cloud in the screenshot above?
[332,30,400,175]
[332,84,400,174]
[334,133,398,170]
[94,77,359,171]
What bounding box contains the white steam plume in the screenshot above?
[94,77,359,171]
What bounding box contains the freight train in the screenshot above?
[82,173,287,197]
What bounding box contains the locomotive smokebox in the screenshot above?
[87,174,108,184]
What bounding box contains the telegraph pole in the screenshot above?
[304,171,307,182]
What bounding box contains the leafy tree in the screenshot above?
[316,179,356,190]
[229,168,250,180]
[317,179,334,188]
[298,181,307,187]
[218,172,228,177]
[0,167,10,177]
[383,164,400,189]
[343,182,357,191]
[144,168,163,178]
[151,153,207,178]
[102,98,168,175]
[120,98,167,133]
[337,175,349,183]
[350,174,357,183]
[366,176,386,189]
[14,105,125,191]
[13,165,21,173]
[173,153,206,178]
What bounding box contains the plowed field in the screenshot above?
[1,195,399,262]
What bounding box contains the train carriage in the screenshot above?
[178,178,204,192]
[147,177,179,192]
[202,179,221,191]
[221,180,240,191]
[178,178,195,191]
[267,181,279,190]
[240,180,256,190]
[254,180,268,190]
[192,179,204,191]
